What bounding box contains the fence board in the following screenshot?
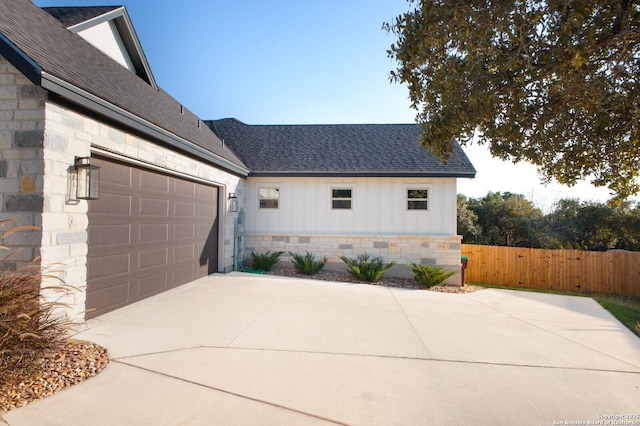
[461,244,640,296]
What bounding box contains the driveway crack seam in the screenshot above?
[225,283,293,348]
[113,360,349,425]
[464,293,640,370]
[195,346,640,374]
[388,288,433,359]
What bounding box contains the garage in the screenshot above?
[86,157,219,318]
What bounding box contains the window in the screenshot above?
[407,189,428,210]
[259,187,279,209]
[331,188,352,210]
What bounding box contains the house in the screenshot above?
[0,1,474,321]
[208,119,475,279]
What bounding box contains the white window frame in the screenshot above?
[407,188,429,211]
[331,187,353,210]
[258,187,280,209]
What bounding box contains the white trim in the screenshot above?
[330,187,353,211]
[258,186,280,210]
[91,146,224,187]
[405,186,430,211]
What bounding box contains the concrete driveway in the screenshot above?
[4,272,640,425]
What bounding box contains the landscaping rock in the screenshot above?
[1,339,109,414]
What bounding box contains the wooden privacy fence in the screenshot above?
[461,244,640,296]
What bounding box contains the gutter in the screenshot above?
[41,72,250,177]
[249,171,477,179]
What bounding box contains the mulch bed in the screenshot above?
[1,339,109,415]
[1,269,481,415]
[269,267,484,294]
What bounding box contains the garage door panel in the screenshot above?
[99,161,131,187]
[174,179,196,197]
[90,192,131,215]
[139,197,169,216]
[174,223,195,239]
[198,204,215,218]
[87,252,130,280]
[173,244,195,262]
[139,223,169,243]
[174,201,196,217]
[171,265,196,285]
[88,224,131,247]
[87,157,219,319]
[86,281,131,314]
[138,248,168,270]
[198,185,216,200]
[137,272,168,298]
[139,171,169,193]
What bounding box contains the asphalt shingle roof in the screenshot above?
[0,0,247,174]
[42,6,122,27]
[208,119,476,178]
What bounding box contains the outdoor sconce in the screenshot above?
[228,192,238,212]
[74,156,100,200]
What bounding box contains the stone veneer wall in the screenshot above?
[243,233,462,284]
[0,57,45,270]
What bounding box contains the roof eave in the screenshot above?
[249,171,476,178]
[0,32,42,85]
[41,72,250,177]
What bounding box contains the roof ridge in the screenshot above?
[212,119,419,127]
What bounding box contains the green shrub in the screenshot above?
[249,250,284,272]
[339,254,395,282]
[288,251,328,276]
[409,263,456,288]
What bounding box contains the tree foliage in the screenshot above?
[385,0,640,202]
[460,192,543,246]
[459,192,640,251]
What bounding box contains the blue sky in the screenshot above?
[32,0,632,207]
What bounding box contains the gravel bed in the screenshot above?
[1,339,109,415]
[269,267,484,294]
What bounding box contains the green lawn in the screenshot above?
[468,283,640,338]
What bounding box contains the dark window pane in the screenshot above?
[332,200,351,209]
[408,200,428,210]
[332,189,352,198]
[259,199,279,209]
[408,189,428,199]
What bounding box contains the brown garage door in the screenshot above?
[86,157,218,318]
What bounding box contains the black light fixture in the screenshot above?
[74,156,100,200]
[228,192,238,212]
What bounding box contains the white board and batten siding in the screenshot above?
[243,177,458,236]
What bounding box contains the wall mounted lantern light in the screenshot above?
[74,156,100,200]
[228,192,238,212]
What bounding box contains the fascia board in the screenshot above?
[41,72,249,177]
[66,7,126,33]
[249,171,476,178]
[0,32,42,85]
